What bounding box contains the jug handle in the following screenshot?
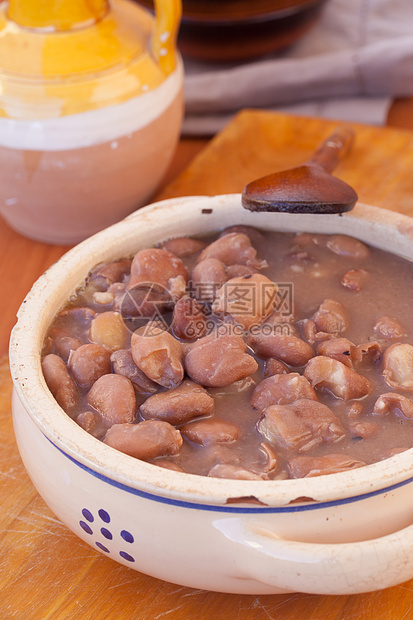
[152,0,182,75]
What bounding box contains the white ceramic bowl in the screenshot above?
[9,194,413,595]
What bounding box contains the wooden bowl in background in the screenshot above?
[136,0,329,62]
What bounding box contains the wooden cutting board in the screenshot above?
[156,109,413,219]
[2,110,413,620]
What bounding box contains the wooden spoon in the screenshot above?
[242,126,358,214]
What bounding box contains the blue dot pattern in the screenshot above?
[79,508,135,563]
[98,509,110,523]
[82,508,94,522]
[121,530,134,544]
[79,521,93,535]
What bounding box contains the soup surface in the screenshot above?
[42,226,413,480]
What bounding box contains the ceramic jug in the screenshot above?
[0,0,183,243]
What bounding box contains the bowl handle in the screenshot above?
[152,0,181,74]
[215,518,413,595]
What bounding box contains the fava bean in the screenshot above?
[373,392,413,419]
[198,233,264,268]
[248,331,314,367]
[312,299,349,335]
[226,264,256,278]
[257,399,345,452]
[48,328,82,361]
[374,316,406,340]
[161,237,206,257]
[383,343,413,390]
[42,353,79,412]
[68,343,111,389]
[219,225,265,247]
[208,464,263,480]
[75,410,106,439]
[212,274,277,330]
[349,421,378,439]
[293,232,317,247]
[259,442,279,474]
[93,291,114,306]
[316,338,354,368]
[326,235,370,259]
[200,444,241,470]
[191,258,228,302]
[341,268,369,291]
[288,454,366,478]
[119,283,173,318]
[184,332,258,387]
[264,358,291,378]
[304,355,372,400]
[91,259,131,287]
[251,373,317,410]
[172,296,209,340]
[140,379,214,425]
[58,306,96,326]
[352,341,382,368]
[90,311,128,351]
[300,318,317,345]
[111,349,158,394]
[104,420,183,460]
[128,248,188,295]
[131,324,184,388]
[181,418,240,445]
[87,373,136,425]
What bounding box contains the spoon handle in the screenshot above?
[308,126,355,173]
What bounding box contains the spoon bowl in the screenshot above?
[242,126,358,214]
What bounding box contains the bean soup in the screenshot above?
[42,227,413,480]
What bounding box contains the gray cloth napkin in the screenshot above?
[182,0,413,135]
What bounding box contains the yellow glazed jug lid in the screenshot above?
[0,0,181,119]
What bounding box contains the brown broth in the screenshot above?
[42,228,413,479]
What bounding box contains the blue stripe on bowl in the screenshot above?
[48,436,413,513]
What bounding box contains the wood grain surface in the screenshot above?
[2,108,413,619]
[156,109,413,215]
